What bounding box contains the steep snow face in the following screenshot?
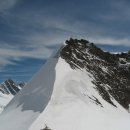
[0,56,58,130]
[29,58,130,130]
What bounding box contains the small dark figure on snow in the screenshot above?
[41,125,51,130]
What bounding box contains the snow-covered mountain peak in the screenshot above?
[60,38,130,109]
[0,38,130,130]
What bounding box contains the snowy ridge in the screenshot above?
[32,39,130,130]
[0,38,130,130]
[61,39,130,109]
[29,58,130,130]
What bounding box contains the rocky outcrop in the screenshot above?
[60,38,130,109]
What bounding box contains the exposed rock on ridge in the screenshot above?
[60,38,130,109]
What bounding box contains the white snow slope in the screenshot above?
[0,47,130,130]
[0,93,13,113]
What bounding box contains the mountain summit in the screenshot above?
[61,38,130,109]
[0,38,130,130]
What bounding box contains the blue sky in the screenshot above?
[0,0,130,83]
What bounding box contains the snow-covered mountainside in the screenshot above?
[0,38,130,130]
[0,79,25,113]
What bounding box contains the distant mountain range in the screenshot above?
[0,79,25,113]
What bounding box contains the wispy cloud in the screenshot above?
[0,0,130,68]
[88,37,130,46]
[0,57,15,66]
[0,0,18,11]
[0,44,52,67]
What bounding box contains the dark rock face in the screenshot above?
[0,79,25,95]
[18,82,25,88]
[4,79,20,95]
[60,38,130,109]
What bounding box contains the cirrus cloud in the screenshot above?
[0,0,18,11]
